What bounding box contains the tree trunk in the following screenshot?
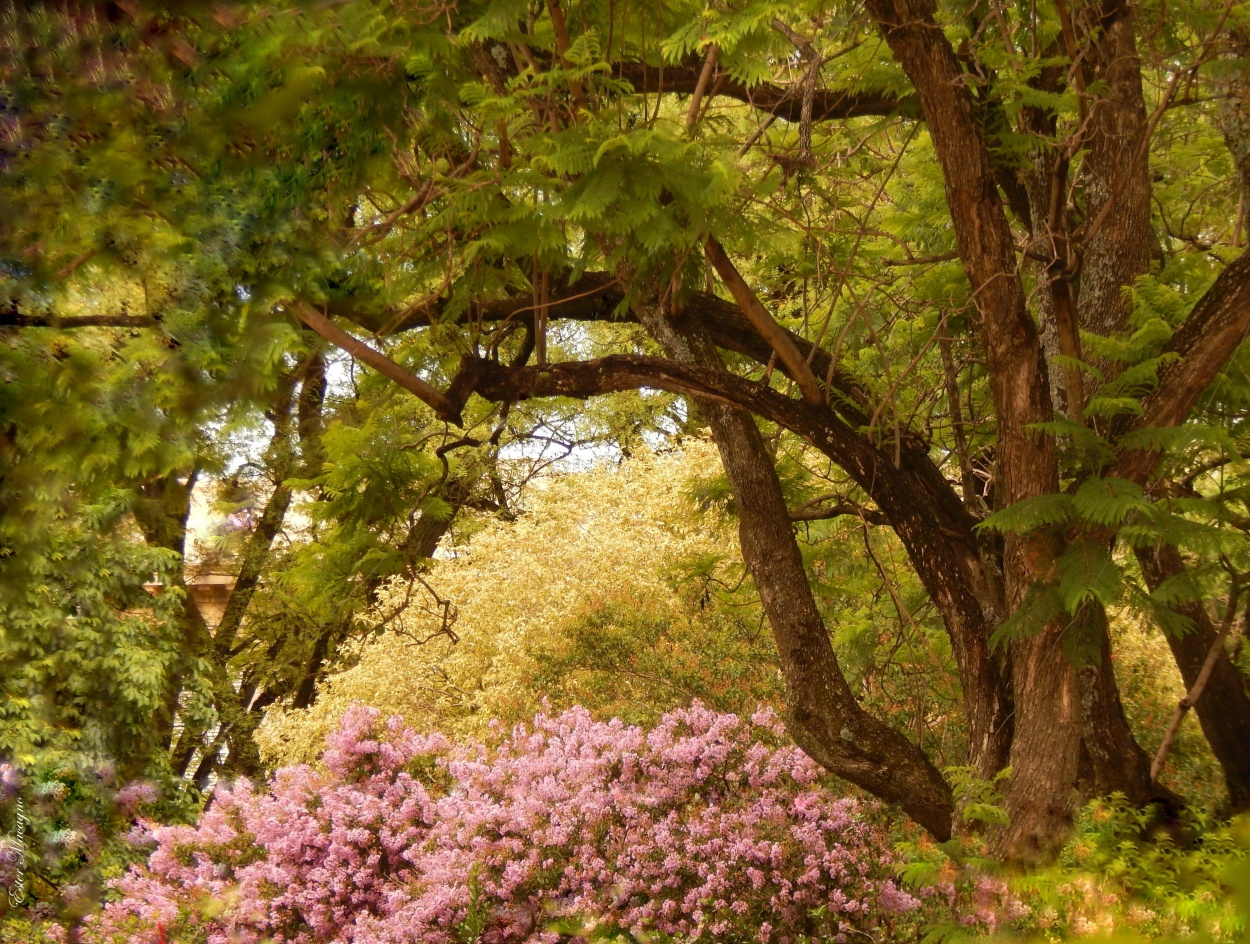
[867,0,1087,861]
[1000,623,1084,861]
[1075,601,1177,806]
[640,302,956,839]
[1076,0,1155,347]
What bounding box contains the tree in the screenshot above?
[5,0,1250,864]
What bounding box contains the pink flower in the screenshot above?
[89,704,933,944]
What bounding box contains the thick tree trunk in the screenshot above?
[1062,2,1248,812]
[682,292,1017,781]
[1076,0,1155,346]
[639,303,955,839]
[864,0,1188,861]
[1137,544,1250,810]
[867,0,1085,861]
[1001,623,1084,860]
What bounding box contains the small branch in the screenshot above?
[350,178,443,246]
[772,18,819,162]
[882,251,959,267]
[614,60,914,123]
[736,112,779,157]
[685,44,719,131]
[790,495,889,524]
[546,0,585,108]
[52,249,99,281]
[0,309,156,329]
[1151,577,1243,782]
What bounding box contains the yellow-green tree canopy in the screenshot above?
[258,443,785,762]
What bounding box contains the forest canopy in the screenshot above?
[4,0,1250,934]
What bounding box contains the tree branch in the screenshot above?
[1151,577,1244,781]
[1112,251,1250,486]
[295,302,466,423]
[335,272,877,424]
[614,59,916,123]
[0,309,156,329]
[704,236,826,405]
[790,496,890,523]
[864,0,1054,513]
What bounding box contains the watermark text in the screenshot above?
[3,798,29,906]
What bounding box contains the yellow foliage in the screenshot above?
[255,442,775,765]
[1110,608,1226,807]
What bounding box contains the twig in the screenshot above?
[1151,572,1244,781]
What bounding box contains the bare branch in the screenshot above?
[704,236,826,405]
[1151,578,1244,781]
[295,302,466,424]
[790,496,890,523]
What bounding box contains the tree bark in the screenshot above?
[1075,601,1176,807]
[1076,0,1155,349]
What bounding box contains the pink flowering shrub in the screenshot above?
[90,704,926,944]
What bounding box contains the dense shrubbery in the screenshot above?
[90,704,929,944]
[2,704,1241,944]
[1006,800,1250,942]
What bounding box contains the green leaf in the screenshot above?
[978,493,1073,534]
[991,584,1064,649]
[1058,539,1122,611]
[1071,477,1149,528]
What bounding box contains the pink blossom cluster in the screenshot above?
[90,704,922,944]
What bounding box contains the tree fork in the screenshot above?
[868,0,1082,861]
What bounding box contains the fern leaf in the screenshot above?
[1072,477,1149,528]
[1058,540,1121,611]
[978,493,1073,535]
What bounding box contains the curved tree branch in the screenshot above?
[302,298,1014,786]
[1113,250,1250,487]
[704,236,826,405]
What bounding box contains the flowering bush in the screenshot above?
[91,703,925,944]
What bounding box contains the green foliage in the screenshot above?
[0,496,201,920]
[1003,803,1250,942]
[528,596,782,725]
[948,765,1013,831]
